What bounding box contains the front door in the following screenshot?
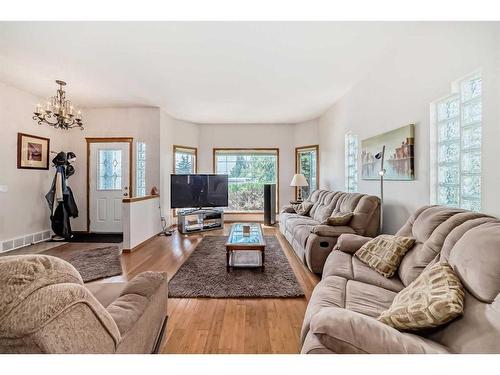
[89,142,130,233]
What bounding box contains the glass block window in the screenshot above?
[345,132,358,192]
[98,149,122,190]
[435,74,481,211]
[136,142,146,197]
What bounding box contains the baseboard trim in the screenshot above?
[122,232,161,253]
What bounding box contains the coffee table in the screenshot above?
[225,223,266,271]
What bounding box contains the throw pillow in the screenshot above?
[378,262,465,331]
[293,200,314,216]
[322,212,354,226]
[355,234,415,278]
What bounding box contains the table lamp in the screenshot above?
[290,173,309,202]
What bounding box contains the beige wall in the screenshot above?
[159,111,200,226]
[0,82,68,241]
[318,22,500,234]
[294,119,319,147]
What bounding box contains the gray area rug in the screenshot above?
[47,245,123,283]
[168,236,304,298]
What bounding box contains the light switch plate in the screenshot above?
[0,185,8,193]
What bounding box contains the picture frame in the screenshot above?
[361,124,415,181]
[17,132,50,170]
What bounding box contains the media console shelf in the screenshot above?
[177,208,224,234]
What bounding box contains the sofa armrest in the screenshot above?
[335,233,373,254]
[310,307,450,354]
[106,271,168,353]
[281,205,295,214]
[311,225,355,237]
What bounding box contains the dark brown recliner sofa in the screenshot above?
[280,190,381,273]
[301,205,500,354]
[0,255,168,353]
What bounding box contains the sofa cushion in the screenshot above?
[292,200,314,216]
[0,255,83,322]
[300,275,396,343]
[309,307,450,354]
[396,206,490,286]
[311,225,355,237]
[322,212,353,226]
[378,262,465,331]
[323,250,405,293]
[336,233,372,254]
[445,221,500,303]
[107,293,149,335]
[349,195,380,237]
[293,223,316,248]
[345,280,397,317]
[284,214,318,234]
[355,235,415,278]
[87,282,127,308]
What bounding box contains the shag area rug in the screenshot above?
[45,245,123,282]
[168,236,304,298]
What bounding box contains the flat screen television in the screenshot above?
[171,174,228,209]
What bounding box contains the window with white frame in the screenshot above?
[136,142,146,197]
[434,74,482,211]
[345,132,358,192]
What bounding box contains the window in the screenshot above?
[98,149,122,190]
[345,132,358,192]
[295,145,319,200]
[173,145,197,174]
[214,149,279,212]
[433,73,482,211]
[136,142,146,197]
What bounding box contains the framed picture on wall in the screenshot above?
[361,124,415,180]
[17,132,50,170]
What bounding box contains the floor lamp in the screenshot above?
[375,145,386,234]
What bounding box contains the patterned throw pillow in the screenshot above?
[322,212,354,226]
[293,200,314,216]
[378,262,465,331]
[355,234,415,278]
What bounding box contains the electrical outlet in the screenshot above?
[0,185,8,193]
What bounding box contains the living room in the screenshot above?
[1,0,500,372]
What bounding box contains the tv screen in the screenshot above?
[171,174,228,209]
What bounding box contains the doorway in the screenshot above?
[86,137,133,233]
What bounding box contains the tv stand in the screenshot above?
[177,208,224,234]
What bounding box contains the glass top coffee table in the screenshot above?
[225,223,266,271]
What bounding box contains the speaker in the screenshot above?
[263,184,276,226]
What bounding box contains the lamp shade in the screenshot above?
[290,173,309,187]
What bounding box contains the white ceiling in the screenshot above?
[0,22,413,124]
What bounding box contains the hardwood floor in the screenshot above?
[88,224,320,353]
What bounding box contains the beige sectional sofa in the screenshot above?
[301,205,500,354]
[0,255,168,353]
[280,190,381,273]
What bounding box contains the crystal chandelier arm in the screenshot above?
[33,112,59,126]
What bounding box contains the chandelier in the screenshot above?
[33,80,84,130]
